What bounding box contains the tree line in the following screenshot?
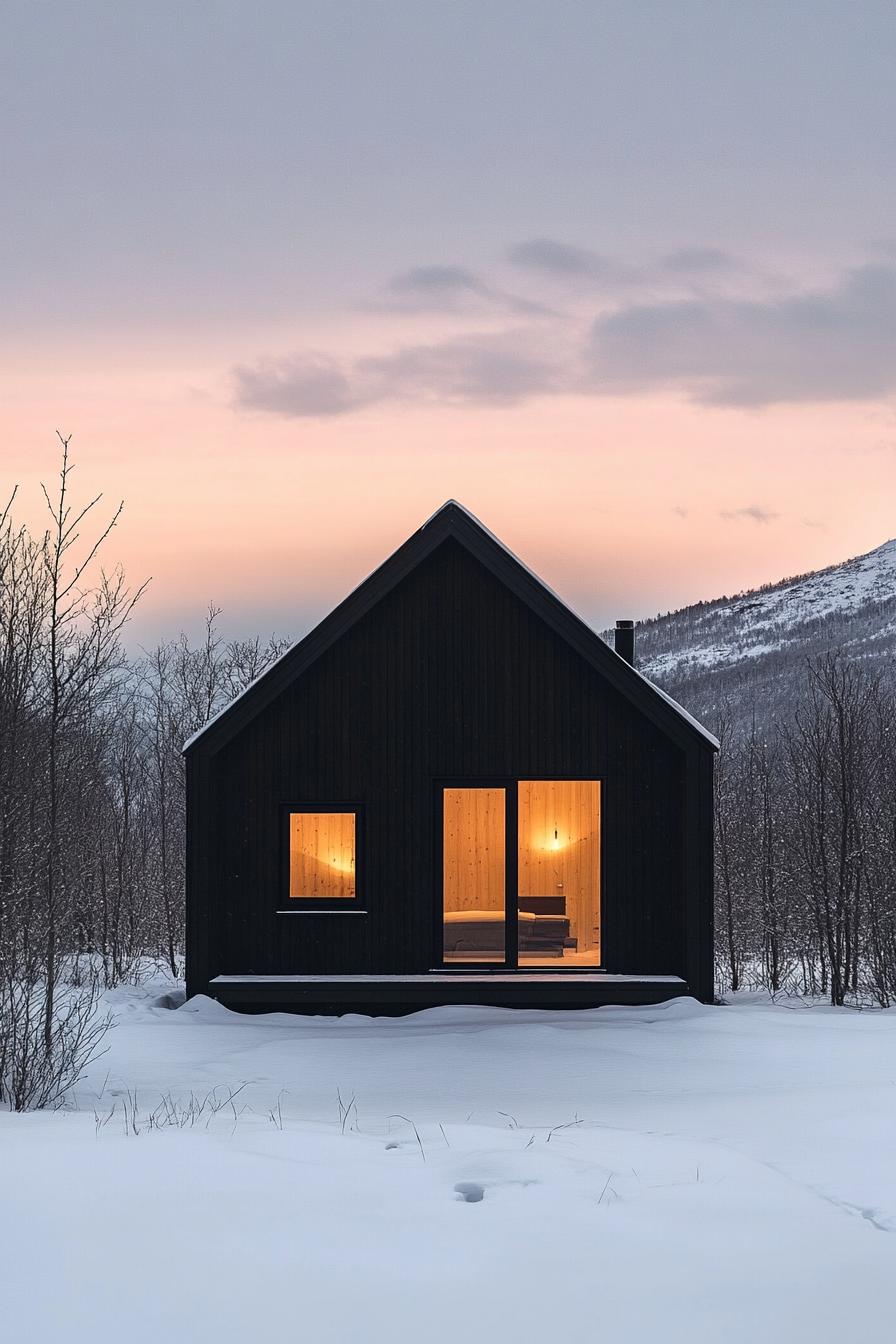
[2,447,895,1107]
[713,655,896,1006]
[0,444,284,1106]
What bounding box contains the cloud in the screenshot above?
[719,505,780,524]
[508,238,750,297]
[588,264,896,405]
[233,330,564,417]
[660,247,738,275]
[359,331,561,406]
[233,355,366,416]
[507,238,638,286]
[233,261,896,417]
[388,264,486,298]
[381,264,556,317]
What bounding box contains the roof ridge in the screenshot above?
[184,504,718,753]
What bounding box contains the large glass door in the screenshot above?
[440,781,601,968]
[517,780,601,966]
[442,787,506,963]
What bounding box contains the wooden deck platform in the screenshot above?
[209,972,689,1014]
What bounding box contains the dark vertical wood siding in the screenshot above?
[189,538,712,996]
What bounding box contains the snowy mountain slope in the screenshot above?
[607,537,896,732]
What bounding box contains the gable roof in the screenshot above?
[183,501,719,755]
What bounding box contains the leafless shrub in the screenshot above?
[0,970,111,1111]
[114,1083,251,1136]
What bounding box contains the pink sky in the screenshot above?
[4,322,894,648]
[3,4,895,649]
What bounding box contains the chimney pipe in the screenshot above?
[615,619,635,667]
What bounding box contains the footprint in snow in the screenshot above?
[454,1182,485,1203]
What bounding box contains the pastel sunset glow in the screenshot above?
[4,2,895,647]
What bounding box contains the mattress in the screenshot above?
[443,909,569,956]
[443,910,535,923]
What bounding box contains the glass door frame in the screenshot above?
[434,777,603,972]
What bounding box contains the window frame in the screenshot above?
[278,802,366,913]
[516,777,602,970]
[433,776,603,971]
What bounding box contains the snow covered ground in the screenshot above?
[4,985,896,1343]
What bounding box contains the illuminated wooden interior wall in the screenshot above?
[289,812,356,898]
[442,787,506,914]
[518,781,600,954]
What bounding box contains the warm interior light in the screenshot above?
[289,812,356,899]
[442,787,507,964]
[441,782,601,966]
[518,781,601,966]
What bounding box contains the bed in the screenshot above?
[444,901,572,957]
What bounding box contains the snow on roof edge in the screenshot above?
[633,672,720,750]
[433,504,718,748]
[424,500,571,608]
[182,561,402,754]
[182,507,446,752]
[181,638,295,752]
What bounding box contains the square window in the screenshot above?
[288,811,356,899]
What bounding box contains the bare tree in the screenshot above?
[37,434,148,1047]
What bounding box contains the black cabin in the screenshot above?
[185,502,716,1013]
